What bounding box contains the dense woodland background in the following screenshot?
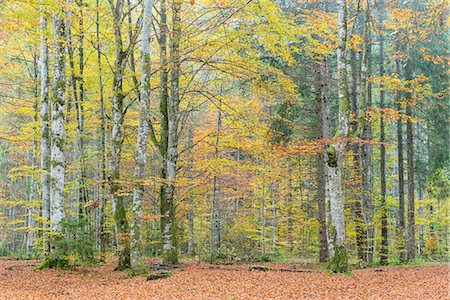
[0,0,448,274]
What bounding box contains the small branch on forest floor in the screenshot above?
[5,263,38,270]
[248,265,269,272]
[278,269,315,273]
[146,270,172,280]
[147,264,183,271]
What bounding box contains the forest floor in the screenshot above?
[0,258,447,300]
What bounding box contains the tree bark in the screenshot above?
[109,0,130,270]
[405,61,416,260]
[130,0,154,275]
[210,109,222,261]
[395,57,406,262]
[159,0,179,264]
[50,10,66,245]
[39,5,51,257]
[326,0,349,272]
[187,126,195,256]
[96,0,108,257]
[350,48,365,262]
[378,5,388,263]
[314,57,331,262]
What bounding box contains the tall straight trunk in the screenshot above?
[159,0,179,264]
[314,57,331,262]
[359,2,373,264]
[260,178,266,255]
[378,8,388,264]
[50,10,66,242]
[210,109,222,260]
[416,123,425,256]
[76,0,88,216]
[405,62,415,260]
[165,0,182,264]
[65,0,79,218]
[95,0,107,257]
[39,5,51,257]
[287,177,294,253]
[66,0,88,218]
[96,0,107,256]
[130,0,154,275]
[187,127,195,256]
[417,164,424,257]
[395,57,406,262]
[350,48,365,262]
[269,182,277,251]
[159,0,170,262]
[326,0,349,273]
[27,63,40,255]
[109,0,130,270]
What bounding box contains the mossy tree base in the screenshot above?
[128,264,148,277]
[35,257,70,270]
[327,245,349,273]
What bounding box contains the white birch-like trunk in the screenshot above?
[130,0,153,274]
[50,12,66,235]
[325,0,349,272]
[39,6,51,256]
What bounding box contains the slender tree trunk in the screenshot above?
[350,48,365,262]
[405,62,416,260]
[27,74,39,254]
[187,127,195,256]
[39,4,51,257]
[159,0,170,262]
[378,9,388,264]
[287,177,294,253]
[269,182,277,252]
[260,177,266,255]
[130,0,154,275]
[359,3,373,263]
[76,0,88,217]
[96,0,108,257]
[159,0,179,264]
[326,0,349,272]
[66,0,88,218]
[314,57,331,262]
[395,57,406,262]
[109,0,130,270]
[50,10,66,248]
[210,109,222,261]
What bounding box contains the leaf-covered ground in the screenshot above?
[0,259,447,299]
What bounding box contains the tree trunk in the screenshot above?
[50,10,66,248]
[96,0,108,257]
[187,127,195,256]
[130,0,154,275]
[287,177,294,253]
[405,62,415,261]
[395,57,406,262]
[39,5,51,257]
[269,182,277,252]
[314,57,331,262]
[210,109,222,261]
[76,0,88,217]
[326,0,349,273]
[378,8,388,264]
[159,0,179,264]
[350,48,365,262]
[109,0,130,270]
